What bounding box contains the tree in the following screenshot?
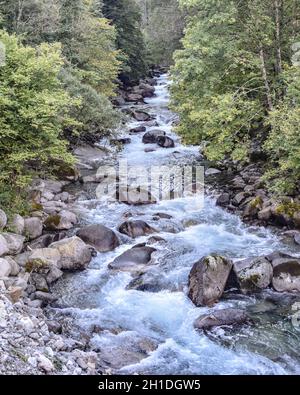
[171,0,300,193]
[102,0,149,83]
[0,31,76,210]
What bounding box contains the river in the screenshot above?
[52,74,300,375]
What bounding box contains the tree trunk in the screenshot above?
[259,45,274,112]
[274,0,283,75]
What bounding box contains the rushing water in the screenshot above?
[53,75,300,375]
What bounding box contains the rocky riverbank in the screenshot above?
[205,159,300,245]
[1,73,300,375]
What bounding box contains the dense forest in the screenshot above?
[171,0,300,196]
[1,0,300,213]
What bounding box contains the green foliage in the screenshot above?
[171,0,300,194]
[137,0,184,66]
[102,0,149,83]
[60,68,121,138]
[0,31,76,207]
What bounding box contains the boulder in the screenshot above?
[126,93,144,102]
[1,233,25,255]
[119,188,157,206]
[188,255,233,307]
[44,210,77,231]
[118,220,156,239]
[24,217,43,240]
[216,193,230,207]
[0,235,9,257]
[0,258,11,278]
[50,236,92,271]
[109,246,156,273]
[8,214,24,235]
[77,224,120,253]
[0,209,7,230]
[156,135,175,148]
[139,83,155,97]
[130,126,146,134]
[4,256,20,276]
[29,232,66,249]
[142,130,165,144]
[258,207,273,221]
[132,111,151,122]
[153,212,173,220]
[271,257,300,293]
[27,248,62,270]
[232,257,273,293]
[194,308,249,330]
[232,192,247,206]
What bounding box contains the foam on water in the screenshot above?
[54,74,300,375]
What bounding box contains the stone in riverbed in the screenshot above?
[8,214,24,235]
[216,193,230,207]
[50,236,92,271]
[110,138,132,145]
[132,110,151,122]
[194,308,249,330]
[24,217,43,240]
[156,135,175,148]
[142,130,165,144]
[130,126,146,134]
[0,209,7,230]
[1,233,25,255]
[271,257,300,293]
[118,188,157,206]
[109,246,156,273]
[0,235,9,257]
[77,224,120,253]
[0,258,11,278]
[205,168,221,177]
[118,220,156,239]
[188,255,233,307]
[232,257,273,293]
[44,210,77,231]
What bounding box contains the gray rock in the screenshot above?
[50,236,92,271]
[109,246,156,273]
[8,214,24,235]
[132,110,151,122]
[232,257,273,293]
[118,187,157,206]
[0,258,11,278]
[35,291,58,304]
[156,135,175,148]
[4,256,20,276]
[0,235,9,257]
[194,308,249,330]
[130,126,146,134]
[0,209,7,230]
[126,93,144,102]
[31,273,49,292]
[258,207,273,221]
[118,220,156,238]
[271,257,300,293]
[77,224,120,253]
[216,193,230,207]
[28,248,62,269]
[232,192,247,206]
[1,233,25,255]
[188,255,233,307]
[24,217,43,240]
[44,210,77,231]
[142,130,166,144]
